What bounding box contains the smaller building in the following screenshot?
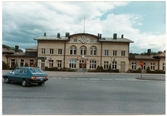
[3,48,37,68]
[129,50,166,72]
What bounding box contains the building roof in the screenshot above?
[129,55,157,60]
[2,48,14,54]
[34,36,69,40]
[100,37,133,43]
[153,52,166,58]
[34,33,133,43]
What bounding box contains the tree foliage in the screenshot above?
[2,44,23,52]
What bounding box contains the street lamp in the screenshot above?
[110,56,116,74]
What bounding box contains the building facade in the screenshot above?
[3,32,165,73]
[34,32,133,72]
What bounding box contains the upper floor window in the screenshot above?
[50,48,54,54]
[41,48,45,54]
[104,50,109,56]
[113,50,117,56]
[80,46,86,55]
[90,46,97,55]
[58,49,62,55]
[90,39,94,43]
[70,46,77,55]
[121,50,125,56]
[74,38,77,42]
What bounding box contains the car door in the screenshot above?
[8,68,21,81]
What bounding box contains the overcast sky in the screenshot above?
[2,1,166,53]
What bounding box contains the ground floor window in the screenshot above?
[30,60,34,67]
[151,62,155,70]
[89,60,96,69]
[142,63,146,70]
[57,60,62,68]
[132,62,136,70]
[11,59,16,68]
[163,63,165,71]
[69,60,76,68]
[41,60,45,70]
[112,61,117,70]
[104,61,109,69]
[49,60,53,68]
[20,59,24,67]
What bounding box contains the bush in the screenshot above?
[2,61,9,69]
[128,67,141,73]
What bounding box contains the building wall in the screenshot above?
[37,34,130,72]
[129,59,159,72]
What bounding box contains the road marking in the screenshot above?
[102,79,113,81]
[89,78,100,81]
[77,78,88,80]
[65,78,69,79]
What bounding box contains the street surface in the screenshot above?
[2,71,165,115]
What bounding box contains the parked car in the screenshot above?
[3,67,48,87]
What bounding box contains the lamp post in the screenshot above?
[110,56,116,74]
[82,55,84,74]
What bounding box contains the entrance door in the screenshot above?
[79,60,86,68]
[120,61,125,72]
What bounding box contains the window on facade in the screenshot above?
[163,63,165,71]
[20,59,24,67]
[112,61,117,70]
[58,49,62,54]
[74,38,77,42]
[90,39,94,43]
[132,62,136,70]
[151,63,155,70]
[70,46,77,55]
[50,49,54,54]
[11,59,16,68]
[121,50,126,56]
[90,46,97,55]
[41,48,45,54]
[49,60,53,68]
[80,46,86,55]
[89,60,96,69]
[113,50,117,56]
[104,50,109,56]
[57,60,62,68]
[142,63,146,70]
[69,60,76,68]
[41,60,45,70]
[30,60,34,67]
[104,61,109,69]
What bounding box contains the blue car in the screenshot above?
[3,67,48,87]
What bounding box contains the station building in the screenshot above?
[34,32,133,72]
[3,32,165,73]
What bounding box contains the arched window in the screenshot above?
[70,45,77,55]
[90,46,97,55]
[80,46,87,55]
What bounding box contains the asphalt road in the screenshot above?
[2,71,165,115]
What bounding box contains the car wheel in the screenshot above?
[22,79,28,87]
[4,77,10,83]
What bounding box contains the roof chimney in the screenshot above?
[57,33,60,38]
[98,33,102,40]
[44,32,46,36]
[65,32,70,37]
[121,34,124,38]
[147,49,151,55]
[113,33,117,39]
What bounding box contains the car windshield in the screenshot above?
[29,68,44,73]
